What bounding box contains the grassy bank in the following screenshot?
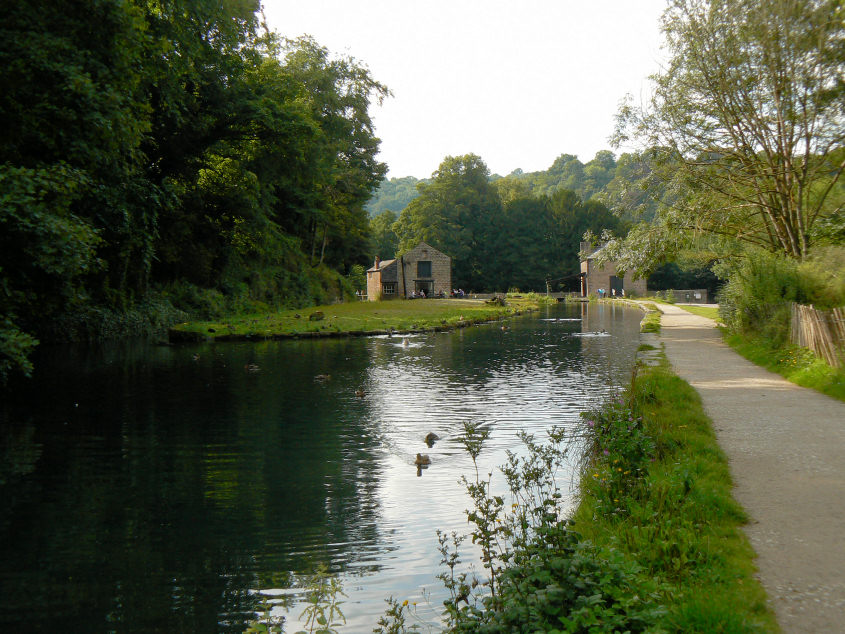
[725,333,845,403]
[570,359,779,632]
[646,297,720,322]
[675,303,720,321]
[168,294,554,341]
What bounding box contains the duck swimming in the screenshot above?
[424,432,440,447]
[414,453,431,466]
[355,389,366,397]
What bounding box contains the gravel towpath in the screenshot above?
[653,303,845,632]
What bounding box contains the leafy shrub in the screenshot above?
[0,316,38,382]
[346,264,366,293]
[387,422,666,633]
[716,250,820,345]
[45,294,188,343]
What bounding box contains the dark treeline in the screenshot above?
[368,150,720,295]
[365,149,660,222]
[376,154,625,293]
[1,1,387,380]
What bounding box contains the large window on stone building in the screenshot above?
[417,261,432,277]
[382,282,396,295]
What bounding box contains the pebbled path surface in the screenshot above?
[653,303,845,633]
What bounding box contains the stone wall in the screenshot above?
[399,242,451,297]
[580,243,647,297]
[366,259,399,300]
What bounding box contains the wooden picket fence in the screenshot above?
[790,304,845,368]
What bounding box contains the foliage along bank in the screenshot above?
[376,337,776,632]
[1,1,388,382]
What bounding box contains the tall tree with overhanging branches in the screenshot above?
[610,0,844,269]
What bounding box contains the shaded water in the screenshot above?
[0,302,642,632]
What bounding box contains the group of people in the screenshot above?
[409,289,448,299]
[450,289,466,298]
[596,288,625,299]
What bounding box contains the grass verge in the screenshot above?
[383,351,780,631]
[647,297,720,322]
[639,303,662,333]
[168,294,554,341]
[571,358,780,632]
[676,303,720,321]
[725,332,845,403]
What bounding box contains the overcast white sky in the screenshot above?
[262,1,668,179]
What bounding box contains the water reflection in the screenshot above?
[0,302,642,631]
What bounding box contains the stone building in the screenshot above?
[366,242,451,300]
[579,241,647,298]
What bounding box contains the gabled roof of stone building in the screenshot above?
[366,259,397,282]
[404,241,448,259]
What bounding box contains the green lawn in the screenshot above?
[169,295,552,341]
[646,297,720,321]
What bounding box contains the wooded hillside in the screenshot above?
[0,1,388,379]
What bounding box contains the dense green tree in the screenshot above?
[394,154,501,290]
[647,261,721,296]
[582,150,617,199]
[546,191,625,284]
[493,151,620,202]
[487,197,557,291]
[393,154,625,292]
[0,1,389,382]
[370,210,400,259]
[0,0,153,380]
[277,36,388,269]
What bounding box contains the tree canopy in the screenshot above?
[609,0,844,269]
[392,155,624,291]
[0,0,388,381]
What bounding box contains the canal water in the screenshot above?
[0,302,642,632]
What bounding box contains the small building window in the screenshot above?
[417,261,432,277]
[382,282,396,295]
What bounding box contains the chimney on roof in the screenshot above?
[374,256,380,269]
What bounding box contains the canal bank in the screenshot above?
[655,303,845,633]
[166,295,553,342]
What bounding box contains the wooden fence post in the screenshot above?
[790,303,843,368]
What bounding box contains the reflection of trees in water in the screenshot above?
[0,338,382,632]
[0,308,643,631]
[0,422,42,486]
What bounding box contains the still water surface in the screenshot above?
[0,302,642,632]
